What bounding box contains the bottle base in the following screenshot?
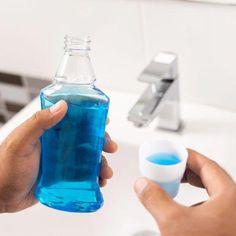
[37,198,103,213]
[35,184,103,213]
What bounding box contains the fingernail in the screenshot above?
[135,177,148,194]
[50,101,63,114]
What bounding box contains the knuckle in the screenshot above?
[30,110,50,130]
[3,135,19,154]
[31,111,42,124]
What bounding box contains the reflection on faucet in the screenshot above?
[128,52,181,131]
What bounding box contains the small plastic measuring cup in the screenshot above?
[139,140,188,198]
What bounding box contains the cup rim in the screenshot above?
[139,139,188,168]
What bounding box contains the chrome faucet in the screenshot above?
[128,52,181,131]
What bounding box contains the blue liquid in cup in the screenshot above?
[146,153,181,165]
[146,153,181,198]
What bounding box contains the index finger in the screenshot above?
[187,149,234,196]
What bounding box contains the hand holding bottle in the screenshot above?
[0,101,117,213]
[134,149,236,236]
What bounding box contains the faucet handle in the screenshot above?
[138,52,178,84]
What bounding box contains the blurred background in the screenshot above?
[0,0,235,123]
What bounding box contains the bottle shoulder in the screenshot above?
[41,82,109,104]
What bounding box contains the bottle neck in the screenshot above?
[55,36,96,85]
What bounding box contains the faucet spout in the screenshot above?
[128,52,181,131]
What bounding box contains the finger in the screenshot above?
[100,156,113,179]
[4,101,67,154]
[106,117,110,125]
[134,177,183,224]
[181,168,204,188]
[103,132,118,153]
[99,178,107,187]
[187,149,235,196]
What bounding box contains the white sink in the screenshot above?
[0,90,235,235]
[0,141,207,236]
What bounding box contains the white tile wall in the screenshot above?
[0,0,235,110]
[0,0,145,93]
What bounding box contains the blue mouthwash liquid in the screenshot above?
[35,85,109,212]
[147,153,181,198]
[147,153,181,165]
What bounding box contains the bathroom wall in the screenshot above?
[0,73,50,124]
[0,0,235,111]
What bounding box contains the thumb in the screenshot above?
[5,100,67,152]
[134,177,183,224]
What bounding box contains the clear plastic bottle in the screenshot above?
[35,36,109,213]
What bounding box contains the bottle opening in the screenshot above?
[64,35,91,51]
[55,35,96,84]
